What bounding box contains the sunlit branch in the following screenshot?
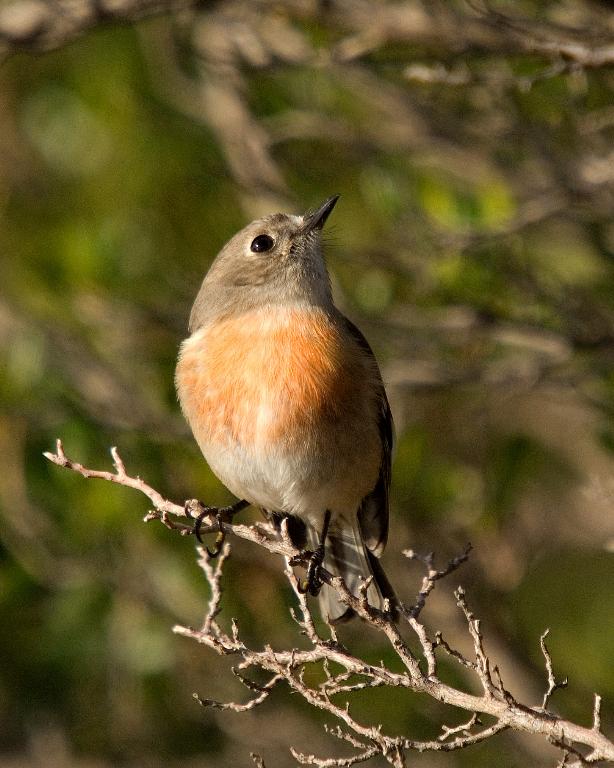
[45,442,614,767]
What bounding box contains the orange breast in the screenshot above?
[176,307,358,450]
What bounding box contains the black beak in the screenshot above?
[302,195,340,233]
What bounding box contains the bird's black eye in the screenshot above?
[250,234,275,253]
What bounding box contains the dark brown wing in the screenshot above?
[342,317,394,557]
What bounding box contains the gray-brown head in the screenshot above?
[189,196,339,332]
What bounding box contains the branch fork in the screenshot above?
[44,441,614,767]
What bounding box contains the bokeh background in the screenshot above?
[1,1,613,766]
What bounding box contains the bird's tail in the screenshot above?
[308,519,396,624]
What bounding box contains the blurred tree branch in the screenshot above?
[44,441,614,767]
[0,0,194,60]
[4,0,614,68]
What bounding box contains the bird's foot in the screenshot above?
[297,542,326,596]
[184,498,249,557]
[294,509,332,597]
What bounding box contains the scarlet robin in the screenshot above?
[176,196,395,621]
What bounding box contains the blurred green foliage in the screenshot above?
[0,2,613,766]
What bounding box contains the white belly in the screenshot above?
[202,437,361,528]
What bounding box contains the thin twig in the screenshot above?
[593,695,602,733]
[45,442,614,766]
[438,712,481,742]
[193,673,283,712]
[540,629,569,710]
[454,587,495,697]
[402,544,472,619]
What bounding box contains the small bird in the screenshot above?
[175,196,395,621]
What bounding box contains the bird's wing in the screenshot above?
[342,317,394,557]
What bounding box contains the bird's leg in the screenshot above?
[297,509,332,596]
[185,498,250,557]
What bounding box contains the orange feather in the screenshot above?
[176,307,369,450]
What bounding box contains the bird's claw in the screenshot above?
[289,550,314,568]
[294,509,332,596]
[206,526,227,558]
[184,498,249,557]
[297,542,326,596]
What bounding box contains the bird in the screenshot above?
[175,196,395,622]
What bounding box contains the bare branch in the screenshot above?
[402,544,472,619]
[291,744,380,767]
[593,695,603,734]
[196,542,231,635]
[540,630,569,710]
[433,631,476,671]
[45,442,614,766]
[454,587,496,697]
[438,713,481,742]
[44,439,188,525]
[193,673,283,713]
